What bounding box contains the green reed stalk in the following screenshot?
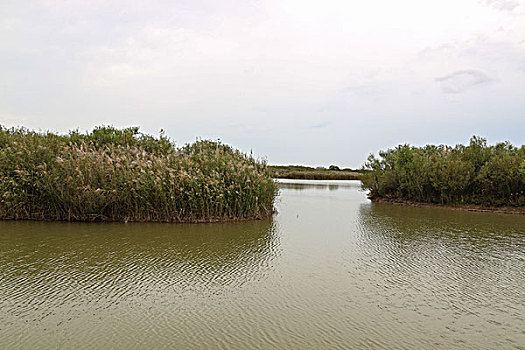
[0,126,278,222]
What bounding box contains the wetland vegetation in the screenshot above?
[0,126,277,222]
[362,136,525,209]
[269,165,362,180]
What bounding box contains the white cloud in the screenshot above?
[482,0,521,11]
[1,0,525,166]
[435,69,494,93]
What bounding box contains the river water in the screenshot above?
[1,179,524,349]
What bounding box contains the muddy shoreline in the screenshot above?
[370,197,525,215]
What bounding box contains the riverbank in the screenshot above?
[269,165,362,180]
[370,197,525,215]
[0,126,277,223]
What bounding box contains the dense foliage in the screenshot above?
[0,126,277,222]
[362,136,525,207]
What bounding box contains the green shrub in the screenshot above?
[362,137,525,207]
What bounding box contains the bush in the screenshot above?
[361,137,525,207]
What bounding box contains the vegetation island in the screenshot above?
[361,136,525,211]
[0,126,277,222]
[2,126,524,222]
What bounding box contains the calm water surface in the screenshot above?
[1,179,524,349]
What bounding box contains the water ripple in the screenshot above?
[1,182,524,349]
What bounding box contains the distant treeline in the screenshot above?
[361,136,525,207]
[269,165,362,180]
[0,126,277,222]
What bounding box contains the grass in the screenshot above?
[0,126,278,222]
[269,165,362,180]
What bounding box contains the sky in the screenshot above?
[1,0,524,168]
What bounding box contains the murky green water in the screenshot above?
[1,179,524,349]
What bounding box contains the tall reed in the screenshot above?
[0,126,277,222]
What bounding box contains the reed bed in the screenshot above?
[0,126,277,222]
[362,136,525,207]
[269,165,362,180]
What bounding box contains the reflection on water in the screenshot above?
[358,202,525,248]
[277,178,360,191]
[356,203,525,349]
[279,182,341,191]
[0,220,278,349]
[1,180,524,350]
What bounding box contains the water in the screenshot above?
[1,179,524,349]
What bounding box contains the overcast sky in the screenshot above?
[1,0,524,167]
